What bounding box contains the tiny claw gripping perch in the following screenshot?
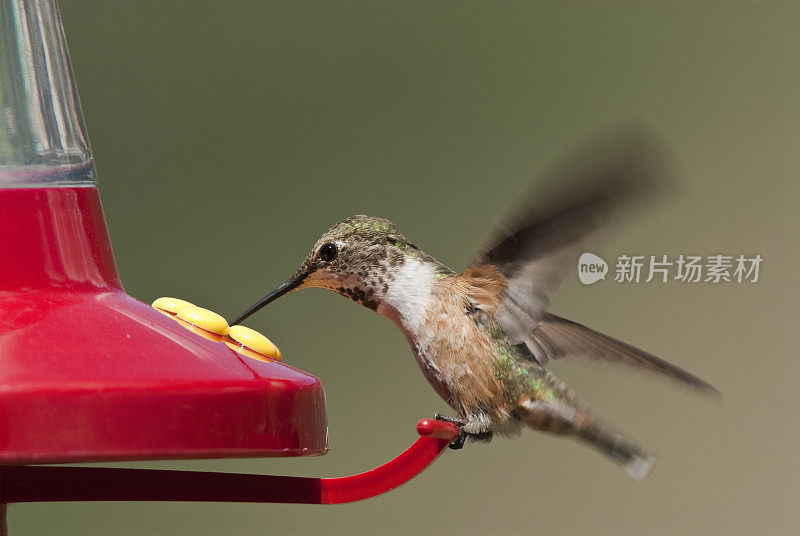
[0,419,461,505]
[432,412,469,450]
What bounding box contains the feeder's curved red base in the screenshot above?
[0,187,327,463]
[0,419,460,504]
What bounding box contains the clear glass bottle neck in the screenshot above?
[0,0,95,187]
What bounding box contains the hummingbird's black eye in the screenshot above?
[319,242,338,262]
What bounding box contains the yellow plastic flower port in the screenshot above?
[227,325,281,362]
[152,297,195,315]
[176,306,230,336]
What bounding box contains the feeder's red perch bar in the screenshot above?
[1,419,459,505]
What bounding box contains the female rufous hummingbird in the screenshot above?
[231,136,716,480]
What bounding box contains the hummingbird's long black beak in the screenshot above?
[229,275,305,326]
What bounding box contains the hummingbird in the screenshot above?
[231,137,716,481]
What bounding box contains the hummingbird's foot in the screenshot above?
[433,412,467,427]
[433,412,492,450]
[433,412,468,449]
[449,429,468,450]
[447,428,494,450]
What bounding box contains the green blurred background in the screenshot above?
[10,1,798,534]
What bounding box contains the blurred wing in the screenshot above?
[467,129,714,391]
[527,314,717,392]
[470,127,670,344]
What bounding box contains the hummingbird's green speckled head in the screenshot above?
[229,215,453,325]
[292,215,422,309]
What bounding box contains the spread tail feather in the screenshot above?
[578,423,657,481]
[517,395,657,480]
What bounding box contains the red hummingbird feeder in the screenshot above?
[0,0,459,531]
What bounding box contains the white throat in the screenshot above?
[376,259,436,336]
